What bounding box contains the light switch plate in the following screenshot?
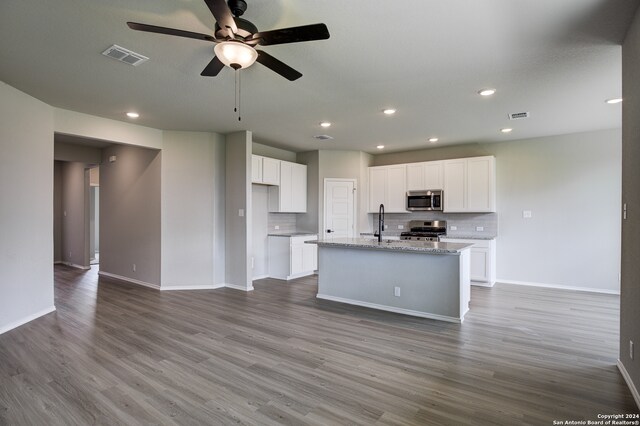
[523,210,532,219]
[238,209,245,217]
[450,225,457,231]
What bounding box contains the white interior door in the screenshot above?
[324,179,356,239]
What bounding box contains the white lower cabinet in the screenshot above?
[268,234,317,280]
[440,238,496,286]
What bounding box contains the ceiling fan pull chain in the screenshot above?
[238,70,242,122]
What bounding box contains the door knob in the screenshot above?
[326,229,333,233]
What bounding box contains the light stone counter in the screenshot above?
[312,238,472,255]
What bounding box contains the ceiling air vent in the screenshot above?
[102,45,149,66]
[314,135,334,141]
[508,111,530,120]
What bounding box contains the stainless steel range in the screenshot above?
[400,220,447,241]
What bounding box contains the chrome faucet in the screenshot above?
[375,203,385,242]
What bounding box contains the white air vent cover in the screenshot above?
[314,135,334,140]
[102,45,149,66]
[508,112,530,120]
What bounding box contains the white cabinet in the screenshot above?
[443,156,495,213]
[269,161,307,213]
[368,165,408,213]
[251,155,280,185]
[268,235,317,280]
[440,238,496,286]
[406,161,444,191]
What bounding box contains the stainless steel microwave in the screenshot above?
[406,190,443,211]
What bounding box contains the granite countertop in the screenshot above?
[309,238,472,255]
[268,232,318,237]
[442,235,497,240]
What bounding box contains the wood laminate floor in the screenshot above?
[0,266,637,425]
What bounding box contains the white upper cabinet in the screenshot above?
[406,161,444,191]
[368,165,408,213]
[269,160,307,213]
[252,155,280,185]
[443,156,496,213]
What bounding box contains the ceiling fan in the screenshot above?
[127,0,330,81]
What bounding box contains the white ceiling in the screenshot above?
[1,0,637,153]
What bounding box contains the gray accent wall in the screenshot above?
[100,144,162,287]
[252,142,297,162]
[374,129,622,292]
[296,150,320,233]
[620,6,640,403]
[60,161,90,268]
[0,82,55,332]
[53,161,63,262]
[54,141,102,163]
[161,131,226,288]
[225,131,252,289]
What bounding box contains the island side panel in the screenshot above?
[317,246,464,321]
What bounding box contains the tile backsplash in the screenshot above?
[368,212,498,238]
[268,213,298,233]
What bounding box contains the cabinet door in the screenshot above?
[467,157,495,212]
[290,243,304,275]
[262,157,281,185]
[369,167,387,212]
[406,163,425,191]
[424,161,444,190]
[251,155,263,183]
[470,247,489,282]
[443,160,466,212]
[386,165,407,212]
[279,161,293,212]
[291,163,307,212]
[302,243,317,272]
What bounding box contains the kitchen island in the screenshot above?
[311,238,473,323]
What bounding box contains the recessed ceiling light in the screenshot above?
[320,121,331,128]
[377,145,385,149]
[478,88,496,96]
[606,98,623,104]
[126,112,139,118]
[428,137,439,143]
[382,109,396,115]
[500,128,513,133]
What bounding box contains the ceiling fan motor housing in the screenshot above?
[228,0,247,17]
[215,17,257,39]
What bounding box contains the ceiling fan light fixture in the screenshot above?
[214,41,258,69]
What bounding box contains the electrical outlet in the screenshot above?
[251,257,254,269]
[69,251,72,258]
[394,286,401,297]
[450,226,457,231]
[384,225,388,230]
[631,340,634,360]
[398,225,404,229]
[523,210,532,219]
[133,263,136,272]
[476,226,484,232]
[238,209,244,217]
[275,225,280,230]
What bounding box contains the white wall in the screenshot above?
[251,185,269,279]
[161,131,226,289]
[0,82,55,334]
[374,129,622,292]
[225,131,252,290]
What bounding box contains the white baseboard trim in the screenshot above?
[98,271,160,290]
[316,294,462,324]
[496,278,619,295]
[0,305,56,335]
[161,284,225,291]
[62,262,91,270]
[252,274,269,281]
[224,283,255,292]
[617,359,640,409]
[471,281,494,288]
[53,261,63,265]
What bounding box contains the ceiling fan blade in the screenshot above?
[251,23,330,46]
[201,56,225,76]
[204,0,237,37]
[127,22,216,42]
[256,50,302,81]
